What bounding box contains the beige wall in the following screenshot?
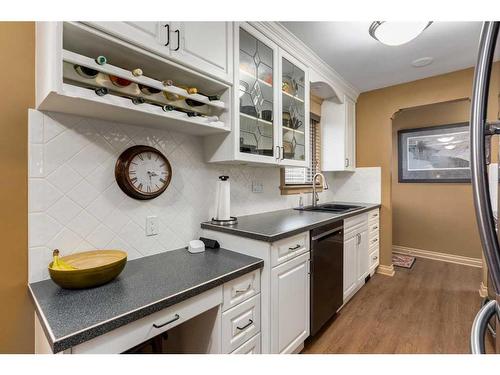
[392,100,483,258]
[357,63,500,268]
[0,22,34,353]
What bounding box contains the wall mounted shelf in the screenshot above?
[36,22,232,136]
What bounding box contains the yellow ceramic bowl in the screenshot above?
[48,250,127,289]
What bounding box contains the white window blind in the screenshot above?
[284,118,320,185]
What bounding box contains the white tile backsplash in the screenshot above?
[28,109,380,283]
[331,167,382,204]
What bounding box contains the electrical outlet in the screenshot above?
[146,216,159,236]
[252,181,263,193]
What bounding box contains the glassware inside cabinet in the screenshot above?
[281,57,306,161]
[238,28,274,157]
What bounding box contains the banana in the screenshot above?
[51,249,77,270]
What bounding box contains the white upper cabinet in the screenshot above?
[204,23,310,167]
[170,22,233,84]
[321,94,356,172]
[84,22,169,58]
[279,50,310,168]
[345,95,356,170]
[84,22,233,84]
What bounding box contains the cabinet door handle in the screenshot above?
[289,244,302,251]
[371,238,378,244]
[236,319,253,331]
[345,158,349,168]
[372,225,378,230]
[275,145,280,161]
[373,255,378,260]
[164,23,170,46]
[235,283,252,294]
[153,313,180,329]
[174,29,180,51]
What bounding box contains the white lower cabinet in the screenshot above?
[357,229,369,284]
[343,209,379,304]
[231,333,261,354]
[221,294,261,353]
[202,228,311,353]
[343,234,358,300]
[271,252,310,354]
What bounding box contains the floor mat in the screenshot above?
[392,254,416,269]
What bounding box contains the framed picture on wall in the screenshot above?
[398,122,471,183]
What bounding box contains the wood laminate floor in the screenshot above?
[302,258,494,354]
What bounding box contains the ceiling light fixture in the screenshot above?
[369,21,433,46]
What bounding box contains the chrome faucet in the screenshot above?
[312,172,329,207]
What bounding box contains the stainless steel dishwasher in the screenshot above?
[310,220,344,336]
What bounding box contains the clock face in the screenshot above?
[115,145,172,200]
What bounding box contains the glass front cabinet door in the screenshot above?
[235,24,309,167]
[237,24,279,163]
[279,50,309,167]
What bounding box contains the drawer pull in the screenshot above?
[235,283,252,294]
[289,244,302,251]
[236,319,253,331]
[371,238,378,244]
[372,226,378,230]
[153,314,180,329]
[373,255,378,260]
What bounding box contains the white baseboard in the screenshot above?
[393,245,482,268]
[376,264,395,277]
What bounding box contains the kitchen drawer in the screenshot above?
[369,249,379,269]
[368,234,379,248]
[368,221,380,234]
[72,286,222,354]
[230,333,261,354]
[221,294,261,353]
[222,269,260,312]
[344,221,367,240]
[271,232,309,267]
[367,209,380,221]
[344,212,368,230]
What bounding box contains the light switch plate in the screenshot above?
[252,181,263,193]
[146,216,159,236]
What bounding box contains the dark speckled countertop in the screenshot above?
[201,202,381,242]
[29,247,263,353]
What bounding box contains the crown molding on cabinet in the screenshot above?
[250,22,360,101]
[393,246,483,268]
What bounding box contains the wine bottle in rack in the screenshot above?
[162,105,175,112]
[74,65,99,79]
[131,97,145,105]
[139,84,161,95]
[109,75,133,87]
[132,68,143,77]
[95,56,107,65]
[94,87,109,96]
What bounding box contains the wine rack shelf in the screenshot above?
[36,22,232,137]
[63,50,227,111]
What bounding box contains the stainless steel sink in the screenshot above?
[295,203,364,214]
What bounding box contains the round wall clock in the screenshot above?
[115,145,172,200]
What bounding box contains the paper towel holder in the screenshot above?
[211,216,238,226]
